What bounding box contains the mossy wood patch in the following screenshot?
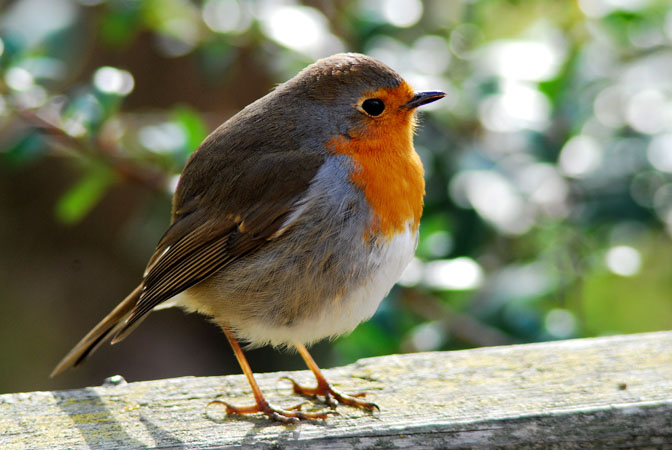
[2,331,672,449]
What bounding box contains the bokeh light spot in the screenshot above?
[423,257,483,290]
[545,309,577,339]
[481,40,563,82]
[260,5,342,58]
[450,170,534,235]
[408,322,445,351]
[626,89,668,135]
[381,0,423,28]
[6,67,34,91]
[605,245,642,277]
[93,66,134,96]
[647,133,672,172]
[558,135,602,178]
[202,0,249,33]
[479,82,551,132]
[139,122,187,153]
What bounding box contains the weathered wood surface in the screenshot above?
[2,331,672,449]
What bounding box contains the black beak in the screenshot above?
[402,91,446,109]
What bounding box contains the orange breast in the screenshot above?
[327,101,425,240]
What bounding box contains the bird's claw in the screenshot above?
[280,376,379,411]
[208,398,336,424]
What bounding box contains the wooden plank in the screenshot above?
[2,331,672,449]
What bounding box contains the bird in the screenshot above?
[51,53,445,424]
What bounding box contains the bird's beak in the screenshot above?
[402,91,446,109]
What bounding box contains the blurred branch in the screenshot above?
[13,108,169,194]
[402,287,517,348]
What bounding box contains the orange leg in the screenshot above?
[209,327,334,424]
[282,341,379,411]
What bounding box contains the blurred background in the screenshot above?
[2,0,672,395]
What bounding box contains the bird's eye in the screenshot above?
[361,98,385,116]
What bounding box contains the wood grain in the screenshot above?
[2,331,672,449]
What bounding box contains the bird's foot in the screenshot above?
[208,398,337,424]
[280,376,379,411]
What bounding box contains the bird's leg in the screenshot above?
[281,341,379,411]
[209,327,335,424]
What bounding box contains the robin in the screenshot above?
[51,53,445,423]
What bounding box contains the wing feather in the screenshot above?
[110,120,325,342]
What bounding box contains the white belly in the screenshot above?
[239,224,418,347]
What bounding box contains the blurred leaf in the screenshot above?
[2,132,47,167]
[601,11,644,46]
[99,2,142,48]
[172,105,208,154]
[142,0,200,33]
[55,164,115,224]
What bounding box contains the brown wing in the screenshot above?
[111,136,324,342]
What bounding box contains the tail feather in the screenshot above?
[50,284,143,377]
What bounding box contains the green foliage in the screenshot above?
[2,0,671,365]
[172,105,209,156]
[55,163,116,224]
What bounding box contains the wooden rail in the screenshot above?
[2,331,672,449]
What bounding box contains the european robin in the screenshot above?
[51,53,445,423]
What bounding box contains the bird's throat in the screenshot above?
[327,128,425,241]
